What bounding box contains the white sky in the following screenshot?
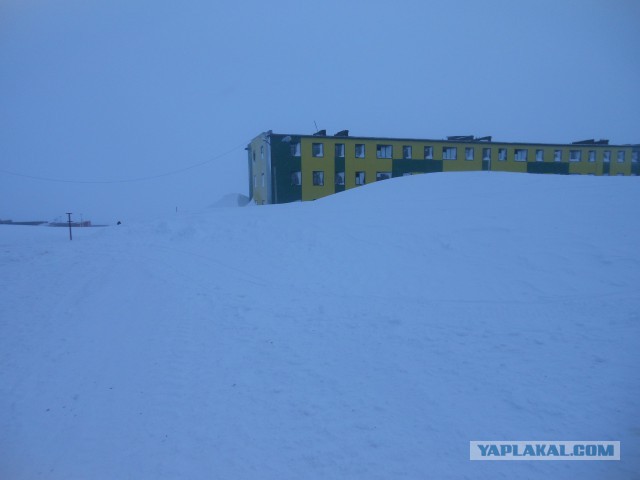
[1,0,639,223]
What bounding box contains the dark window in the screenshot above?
[424,146,433,159]
[443,146,457,160]
[377,145,392,158]
[465,147,474,161]
[514,149,528,162]
[554,150,562,162]
[312,143,324,157]
[312,171,324,186]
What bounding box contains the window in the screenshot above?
[514,149,528,162]
[355,144,365,158]
[290,142,301,157]
[442,146,457,160]
[253,175,257,188]
[633,151,639,163]
[536,149,544,162]
[335,143,345,158]
[403,146,412,159]
[335,172,345,185]
[376,172,391,181]
[588,150,596,163]
[260,145,264,160]
[603,150,611,162]
[261,173,264,187]
[465,147,474,161]
[617,151,625,163]
[312,171,324,186]
[355,171,365,185]
[291,171,301,186]
[498,148,507,161]
[312,143,324,157]
[482,148,491,161]
[252,151,256,162]
[554,150,562,162]
[377,144,393,158]
[424,146,434,160]
[569,150,582,162]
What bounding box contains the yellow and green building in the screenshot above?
[247,130,639,204]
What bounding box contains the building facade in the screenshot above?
[247,130,639,204]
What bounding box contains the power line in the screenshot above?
[0,141,248,184]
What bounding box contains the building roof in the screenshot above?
[264,131,638,148]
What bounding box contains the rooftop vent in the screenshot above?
[447,135,475,141]
[572,139,609,145]
[334,129,349,137]
[313,129,327,137]
[446,135,491,142]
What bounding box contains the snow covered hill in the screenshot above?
[1,172,639,479]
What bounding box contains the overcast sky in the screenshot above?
[1,0,639,223]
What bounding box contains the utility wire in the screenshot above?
[0,141,248,184]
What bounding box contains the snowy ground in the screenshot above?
[1,172,639,479]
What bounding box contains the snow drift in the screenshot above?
[1,172,639,479]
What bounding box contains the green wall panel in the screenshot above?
[527,162,569,175]
[392,159,443,177]
[271,134,302,203]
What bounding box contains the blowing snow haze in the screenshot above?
[1,0,639,222]
[1,2,640,477]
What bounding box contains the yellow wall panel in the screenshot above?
[301,137,335,201]
[568,147,598,174]
[609,147,633,175]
